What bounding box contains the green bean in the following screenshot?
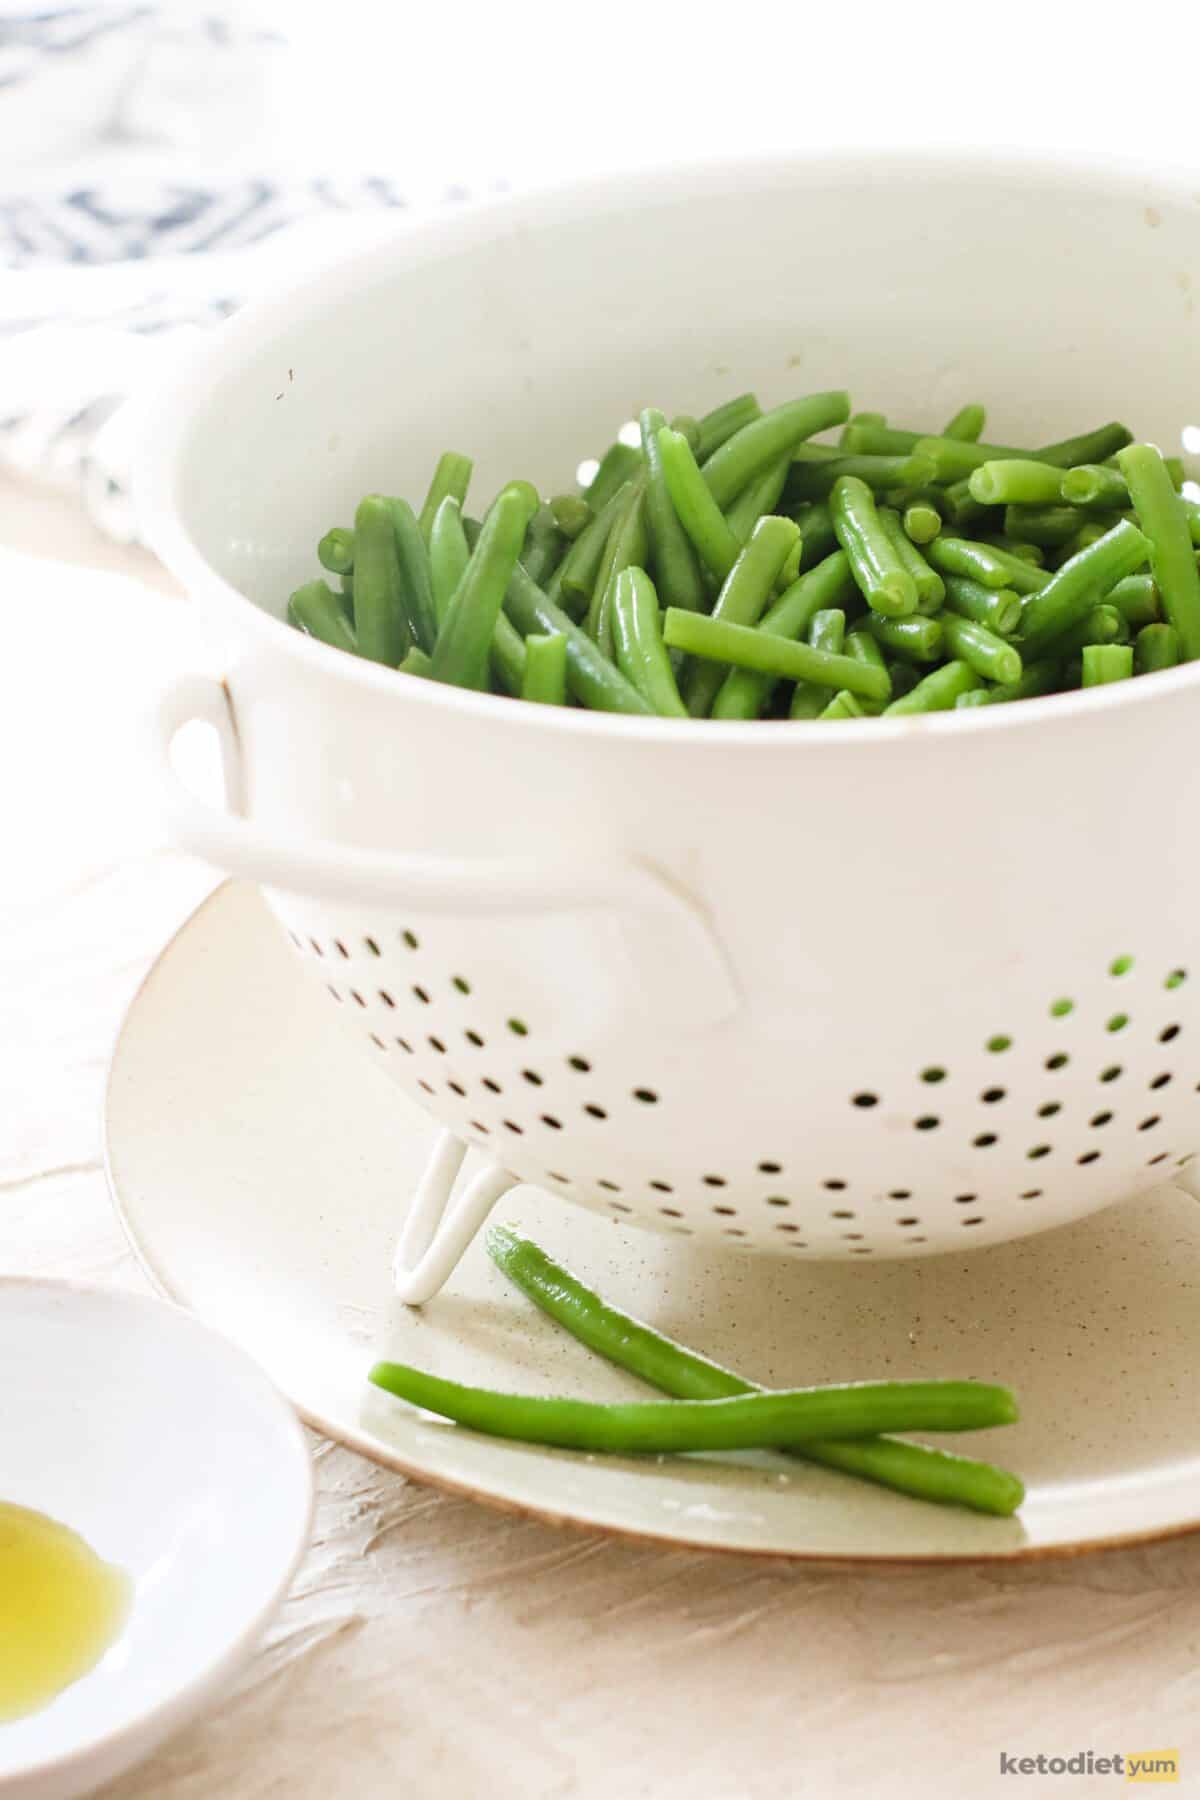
[669,412,702,453]
[585,441,643,512]
[1184,499,1200,547]
[926,535,1042,595]
[884,659,981,714]
[639,407,706,614]
[499,555,651,715]
[1107,573,1160,628]
[657,428,742,582]
[887,660,921,699]
[587,479,648,659]
[683,514,800,716]
[486,1227,1024,1513]
[1134,621,1181,674]
[940,478,990,531]
[775,536,804,591]
[943,402,986,442]
[385,496,439,655]
[1037,421,1132,467]
[862,612,944,663]
[550,494,591,539]
[702,391,850,509]
[369,1359,1016,1450]
[940,613,1022,684]
[942,576,1023,638]
[712,551,857,721]
[790,501,839,567]
[1082,643,1134,686]
[337,573,354,621]
[520,504,566,588]
[1038,604,1123,660]
[398,646,432,678]
[417,452,473,547]
[663,610,890,702]
[839,422,925,455]
[611,567,687,718]
[317,527,355,576]
[977,533,1045,566]
[726,456,791,545]
[818,689,866,720]
[352,495,410,666]
[839,409,887,446]
[694,392,761,461]
[1116,443,1200,660]
[287,579,359,655]
[1018,521,1151,658]
[912,436,1031,481]
[790,607,848,719]
[429,495,471,626]
[955,658,1062,707]
[831,475,919,617]
[1048,521,1107,568]
[558,481,637,610]
[787,449,937,503]
[1059,464,1129,510]
[878,508,944,611]
[968,460,1065,506]
[490,615,527,696]
[1004,504,1089,548]
[520,632,568,706]
[903,500,942,545]
[431,486,536,690]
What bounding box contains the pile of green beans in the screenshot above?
[368,1227,1024,1516]
[288,389,1199,719]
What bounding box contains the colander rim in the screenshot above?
[136,142,1200,750]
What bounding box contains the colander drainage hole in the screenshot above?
[1038,1102,1061,1118]
[712,1204,736,1216]
[541,1115,563,1130]
[597,1179,620,1192]
[982,1088,1006,1104]
[326,985,342,1003]
[502,1120,524,1136]
[334,939,349,959]
[702,1175,727,1188]
[897,1216,919,1226]
[889,1189,912,1200]
[1046,1053,1069,1071]
[309,938,323,957]
[915,1116,940,1131]
[1020,1189,1042,1199]
[1100,1065,1122,1082]
[660,1206,683,1217]
[1090,1110,1113,1127]
[1078,1150,1101,1164]
[1166,969,1188,989]
[522,1070,543,1086]
[1148,1153,1169,1165]
[401,930,419,950]
[1139,1115,1162,1131]
[766,1196,790,1207]
[1027,1144,1052,1159]
[396,1037,413,1053]
[364,937,381,956]
[1161,1024,1182,1043]
[350,990,366,1008]
[1107,1013,1129,1033]
[954,1194,976,1204]
[465,1030,484,1048]
[481,1078,501,1094]
[1150,1073,1172,1089]
[417,1080,434,1096]
[633,1088,659,1104]
[507,1018,529,1037]
[973,1132,998,1148]
[921,1066,946,1084]
[775,1221,800,1233]
[650,1180,673,1193]
[822,1178,847,1191]
[452,976,471,994]
[584,1104,607,1120]
[427,1035,445,1053]
[960,1216,984,1227]
[370,1033,386,1050]
[411,986,429,1005]
[1109,954,1134,976]
[568,1056,591,1072]
[447,1080,466,1097]
[852,1092,879,1108]
[987,1034,1012,1053]
[1050,998,1073,1017]
[831,1209,855,1220]
[759,1160,783,1174]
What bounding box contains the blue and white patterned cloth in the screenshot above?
[0,4,477,539]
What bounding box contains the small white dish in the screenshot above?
[0,1279,312,1800]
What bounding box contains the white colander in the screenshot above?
[140,151,1200,1300]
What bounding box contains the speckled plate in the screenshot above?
[106,883,1200,1561]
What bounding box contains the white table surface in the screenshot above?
[5,475,1200,1800]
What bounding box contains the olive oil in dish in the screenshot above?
[0,1501,130,1722]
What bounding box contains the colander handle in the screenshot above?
[153,671,738,1026]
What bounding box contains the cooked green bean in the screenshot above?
[352,495,410,666]
[1082,644,1134,686]
[1049,520,1108,569]
[927,535,1032,592]
[1134,621,1181,673]
[943,402,986,442]
[337,573,354,620]
[703,392,851,509]
[942,577,1023,638]
[1116,443,1200,661]
[884,659,981,715]
[657,427,742,583]
[968,460,1065,506]
[790,500,839,567]
[840,422,925,455]
[288,579,359,655]
[431,486,536,690]
[978,533,1045,566]
[940,613,1022,684]
[398,646,432,678]
[499,556,651,715]
[787,449,936,503]
[887,660,921,699]
[1107,573,1160,628]
[683,513,800,716]
[664,610,891,701]
[429,495,471,626]
[1019,521,1151,658]
[369,1359,1017,1449]
[818,689,866,720]
[417,452,473,547]
[1059,463,1129,510]
[863,612,944,663]
[903,500,942,545]
[611,567,687,718]
[790,607,848,719]
[639,407,706,614]
[694,392,761,461]
[724,455,791,543]
[1004,504,1089,548]
[490,614,527,696]
[712,551,858,721]
[520,503,565,589]
[831,476,919,617]
[585,441,643,512]
[587,479,648,659]
[1040,604,1124,660]
[385,496,439,655]
[939,478,990,531]
[1037,421,1132,467]
[558,480,637,610]
[551,494,592,539]
[879,507,944,611]
[669,412,702,453]
[520,632,568,706]
[486,1227,1024,1514]
[317,527,355,576]
[775,536,804,591]
[913,436,1030,481]
[955,658,1061,707]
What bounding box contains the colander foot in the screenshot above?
[392,1129,516,1304]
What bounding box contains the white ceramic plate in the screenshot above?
[0,1276,311,1800]
[106,883,1200,1563]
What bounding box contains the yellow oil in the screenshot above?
[0,1502,131,1724]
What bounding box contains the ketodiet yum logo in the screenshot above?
[999,1750,1179,1781]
